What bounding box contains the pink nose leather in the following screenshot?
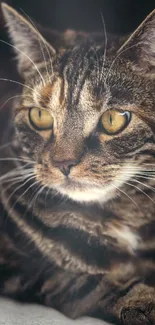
[53,159,78,176]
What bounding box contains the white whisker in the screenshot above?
[0,77,39,95]
[0,157,33,162]
[100,11,108,85]
[0,40,45,85]
[9,180,39,213]
[44,186,51,211]
[0,94,31,110]
[33,185,46,211]
[3,171,35,187]
[131,178,155,193]
[6,175,36,208]
[125,181,155,204]
[0,164,34,183]
[0,142,13,151]
[119,172,155,178]
[20,9,52,82]
[22,183,42,217]
[113,182,141,211]
[105,42,141,85]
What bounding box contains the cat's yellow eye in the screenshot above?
[29,108,53,130]
[101,109,131,135]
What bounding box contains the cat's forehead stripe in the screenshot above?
[39,83,55,107]
[38,78,65,109]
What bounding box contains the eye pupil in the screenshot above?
[109,113,113,125]
[38,110,42,119]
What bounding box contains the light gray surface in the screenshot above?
[0,298,111,325]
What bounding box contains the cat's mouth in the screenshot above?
[62,178,99,190]
[54,177,117,203]
[36,162,135,203]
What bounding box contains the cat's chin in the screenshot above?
[54,183,117,204]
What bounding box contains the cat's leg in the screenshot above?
[38,266,138,324]
[40,266,155,325]
[39,269,119,321]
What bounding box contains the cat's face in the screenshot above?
[2,4,155,203]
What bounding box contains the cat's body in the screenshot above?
[0,3,155,325]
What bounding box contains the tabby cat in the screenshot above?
[0,3,155,324]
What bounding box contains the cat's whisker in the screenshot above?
[3,178,35,199]
[125,163,155,167]
[32,184,47,211]
[44,186,51,211]
[47,187,62,206]
[0,157,35,163]
[131,178,155,194]
[112,182,141,211]
[0,77,39,96]
[1,169,34,182]
[20,9,52,81]
[0,168,27,183]
[23,183,42,216]
[26,18,54,76]
[124,181,155,205]
[122,166,155,172]
[0,165,34,183]
[120,166,155,171]
[105,42,141,85]
[2,167,35,181]
[6,174,36,206]
[18,157,35,164]
[2,161,32,171]
[0,142,13,151]
[127,170,155,176]
[124,167,155,173]
[120,170,155,177]
[125,167,155,171]
[2,171,35,187]
[0,94,31,110]
[122,174,155,181]
[9,179,40,213]
[0,155,35,162]
[100,11,108,85]
[137,176,155,181]
[91,47,100,88]
[124,162,155,165]
[0,40,45,86]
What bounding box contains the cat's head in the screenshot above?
[2,3,155,203]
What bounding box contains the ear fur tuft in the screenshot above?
[118,9,155,74]
[1,3,56,77]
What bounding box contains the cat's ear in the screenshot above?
[118,9,155,74]
[1,3,56,77]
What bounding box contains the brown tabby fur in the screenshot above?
[0,3,155,325]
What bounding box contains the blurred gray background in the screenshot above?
[2,0,155,33]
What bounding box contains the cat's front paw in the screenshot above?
[121,300,155,325]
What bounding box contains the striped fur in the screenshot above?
[1,3,155,325]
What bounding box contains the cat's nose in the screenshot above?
[53,159,78,176]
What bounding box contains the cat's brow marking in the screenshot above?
[36,78,65,110]
[39,83,54,106]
